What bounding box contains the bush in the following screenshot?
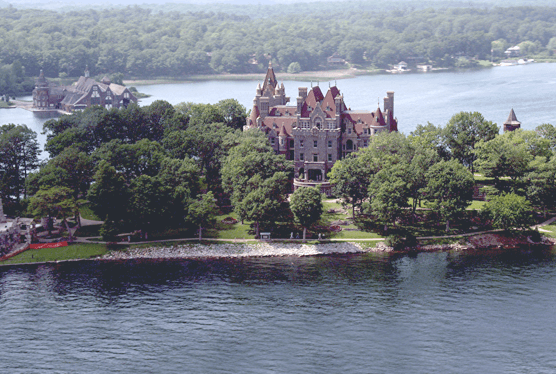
[482,193,533,231]
[385,234,406,250]
[287,62,301,74]
[100,219,119,242]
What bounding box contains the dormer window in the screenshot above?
[357,118,361,124]
[326,105,330,111]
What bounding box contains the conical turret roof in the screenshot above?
[504,108,521,126]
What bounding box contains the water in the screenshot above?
[2,63,556,157]
[1,249,556,373]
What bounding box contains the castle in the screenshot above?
[32,67,137,112]
[245,63,398,195]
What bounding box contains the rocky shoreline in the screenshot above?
[100,233,555,261]
[102,242,393,260]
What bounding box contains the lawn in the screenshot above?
[80,203,102,221]
[468,200,486,210]
[330,230,383,239]
[1,243,109,265]
[540,224,556,238]
[206,212,254,239]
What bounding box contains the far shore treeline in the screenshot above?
[4,4,556,95]
[2,100,556,243]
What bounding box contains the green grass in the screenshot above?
[0,101,14,108]
[80,203,101,221]
[474,174,495,182]
[206,212,254,239]
[468,200,486,210]
[1,243,109,265]
[540,224,556,238]
[331,230,383,239]
[477,60,494,67]
[357,241,382,249]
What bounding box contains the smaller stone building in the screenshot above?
[32,67,137,112]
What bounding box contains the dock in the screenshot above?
[11,100,71,115]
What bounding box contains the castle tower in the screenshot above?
[503,109,521,132]
[84,65,90,78]
[36,69,48,88]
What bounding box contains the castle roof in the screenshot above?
[504,108,521,126]
[262,62,278,93]
[300,86,324,117]
[249,104,260,126]
[321,87,342,117]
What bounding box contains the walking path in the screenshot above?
[56,214,556,245]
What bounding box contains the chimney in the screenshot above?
[386,91,394,116]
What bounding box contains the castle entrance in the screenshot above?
[308,169,323,181]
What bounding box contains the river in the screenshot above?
[1,63,556,157]
[1,249,556,373]
[2,65,556,372]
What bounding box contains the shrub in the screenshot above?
[385,234,406,250]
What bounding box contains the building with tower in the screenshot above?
[503,108,521,132]
[32,67,137,112]
[245,63,398,195]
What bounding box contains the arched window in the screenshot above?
[346,139,353,150]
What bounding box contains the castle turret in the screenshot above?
[36,69,48,88]
[503,109,521,132]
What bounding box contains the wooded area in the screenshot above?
[2,4,556,95]
[2,101,556,242]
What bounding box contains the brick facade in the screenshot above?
[246,63,398,194]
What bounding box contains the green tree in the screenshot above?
[329,154,369,217]
[290,186,323,242]
[188,192,218,241]
[483,193,533,231]
[29,186,77,237]
[0,124,41,204]
[87,161,128,224]
[444,112,499,173]
[158,157,201,222]
[287,62,301,74]
[368,163,410,231]
[526,156,556,217]
[128,175,172,233]
[222,130,292,220]
[216,98,247,130]
[237,172,289,238]
[474,132,532,183]
[422,159,474,231]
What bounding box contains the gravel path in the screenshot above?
[102,242,392,260]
